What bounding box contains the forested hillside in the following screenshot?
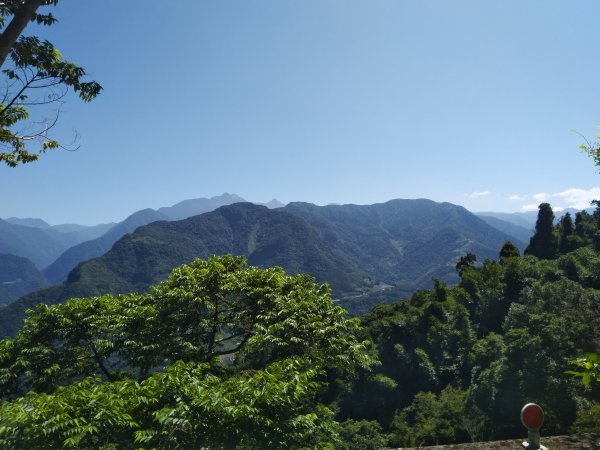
[333,203,600,446]
[43,193,247,284]
[0,202,598,448]
[284,199,523,307]
[43,208,170,284]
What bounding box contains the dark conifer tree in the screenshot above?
[575,212,586,237]
[499,241,520,260]
[525,203,557,259]
[558,212,574,255]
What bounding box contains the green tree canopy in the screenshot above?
[0,0,101,167]
[0,255,373,448]
[455,252,477,277]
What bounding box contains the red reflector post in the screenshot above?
[521,403,547,449]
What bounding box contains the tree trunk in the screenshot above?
[0,0,46,69]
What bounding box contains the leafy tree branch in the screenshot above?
[0,0,101,167]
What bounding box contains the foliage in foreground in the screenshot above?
[566,353,600,387]
[0,255,372,448]
[0,359,338,449]
[0,1,101,167]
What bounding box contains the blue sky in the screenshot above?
[2,0,600,225]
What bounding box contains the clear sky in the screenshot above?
[2,0,600,225]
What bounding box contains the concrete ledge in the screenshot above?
[392,432,600,449]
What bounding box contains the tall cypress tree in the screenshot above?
[558,212,574,255]
[575,212,588,237]
[525,203,557,259]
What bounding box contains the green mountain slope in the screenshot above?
[283,199,524,289]
[64,203,359,294]
[44,194,250,284]
[0,203,362,337]
[4,217,52,229]
[43,209,171,284]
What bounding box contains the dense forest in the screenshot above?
[335,203,600,447]
[0,202,599,448]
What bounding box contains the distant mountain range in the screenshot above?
[0,254,48,307]
[476,207,590,230]
[1,194,284,297]
[157,193,247,220]
[8,194,593,338]
[475,215,533,244]
[0,199,524,337]
[44,193,288,284]
[43,208,171,284]
[5,217,115,238]
[0,219,107,269]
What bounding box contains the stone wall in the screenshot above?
[392,432,599,450]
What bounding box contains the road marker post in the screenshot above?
[521,403,547,449]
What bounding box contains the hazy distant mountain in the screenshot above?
[475,211,536,229]
[555,208,592,221]
[52,223,115,239]
[43,194,249,284]
[1,217,116,267]
[3,193,245,275]
[5,217,115,241]
[261,199,285,209]
[5,217,52,229]
[44,209,170,284]
[476,215,533,244]
[158,193,246,220]
[4,194,272,279]
[0,219,78,268]
[0,254,48,307]
[1,200,523,337]
[476,207,591,230]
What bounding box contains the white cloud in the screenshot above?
[464,190,490,198]
[508,194,526,201]
[515,187,600,212]
[521,204,539,212]
[553,187,600,209]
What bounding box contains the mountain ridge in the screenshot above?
[0,199,523,337]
